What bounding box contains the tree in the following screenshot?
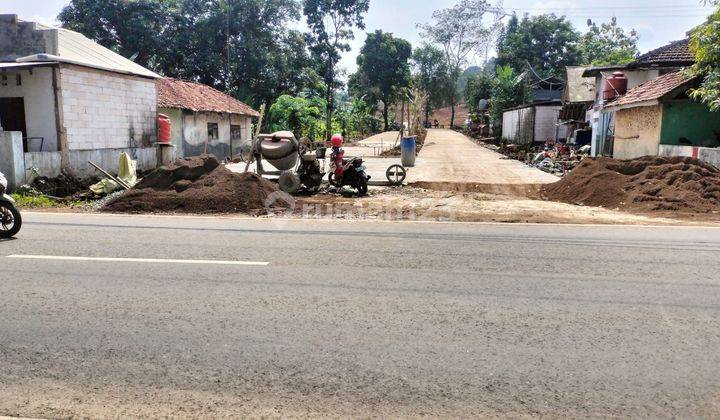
[496,13,581,78]
[303,0,370,141]
[411,44,452,125]
[58,0,176,70]
[418,0,501,127]
[579,17,639,66]
[489,65,528,133]
[59,0,313,110]
[689,2,720,111]
[464,72,493,113]
[269,95,326,141]
[349,30,412,130]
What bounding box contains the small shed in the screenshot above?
[502,102,568,145]
[156,78,260,160]
[604,71,720,160]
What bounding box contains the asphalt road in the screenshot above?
[2,213,720,417]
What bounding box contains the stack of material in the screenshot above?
[543,156,720,214]
[104,155,282,214]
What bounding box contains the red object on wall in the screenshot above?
[158,114,172,144]
[603,72,628,101]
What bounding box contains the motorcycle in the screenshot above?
[0,172,22,239]
[328,147,370,196]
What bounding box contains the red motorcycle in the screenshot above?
[327,135,370,196]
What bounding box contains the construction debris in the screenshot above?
[543,156,720,214]
[103,154,284,214]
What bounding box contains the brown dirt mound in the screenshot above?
[543,156,720,214]
[103,155,282,214]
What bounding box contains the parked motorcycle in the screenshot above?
[0,172,22,239]
[328,147,370,196]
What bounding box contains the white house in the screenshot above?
[156,78,259,160]
[0,14,161,181]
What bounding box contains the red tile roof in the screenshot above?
[605,71,698,109]
[156,78,259,117]
[633,39,694,66]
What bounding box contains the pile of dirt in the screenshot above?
[31,171,91,198]
[103,154,283,214]
[543,156,720,214]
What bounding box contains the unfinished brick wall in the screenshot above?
[60,65,157,150]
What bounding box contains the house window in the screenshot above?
[207,123,219,141]
[230,125,243,141]
[0,75,7,86]
[16,74,21,86]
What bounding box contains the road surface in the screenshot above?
[408,129,558,185]
[2,213,720,417]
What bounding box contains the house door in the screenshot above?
[0,98,28,152]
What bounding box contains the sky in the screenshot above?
[2,0,715,75]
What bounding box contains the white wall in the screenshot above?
[59,64,157,150]
[180,111,252,157]
[534,106,567,142]
[0,66,58,151]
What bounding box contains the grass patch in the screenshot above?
[10,193,59,208]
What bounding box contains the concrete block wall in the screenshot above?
[60,65,157,151]
[25,147,160,180]
[0,131,25,191]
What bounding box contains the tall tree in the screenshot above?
[411,44,452,125]
[59,0,312,109]
[580,17,639,66]
[418,0,501,127]
[496,13,581,78]
[349,30,412,130]
[58,0,176,70]
[689,2,720,111]
[303,0,370,141]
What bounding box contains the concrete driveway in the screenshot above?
[407,129,558,186]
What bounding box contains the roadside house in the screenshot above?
[582,39,695,156]
[604,71,720,164]
[559,66,596,145]
[156,78,259,160]
[0,14,162,183]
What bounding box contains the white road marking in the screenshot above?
[6,255,269,266]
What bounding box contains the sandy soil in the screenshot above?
[290,186,695,225]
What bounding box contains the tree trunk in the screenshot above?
[450,93,456,128]
[382,101,389,131]
[325,83,334,142]
[424,103,430,128]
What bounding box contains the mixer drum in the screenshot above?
[257,131,299,170]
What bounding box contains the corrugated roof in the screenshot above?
[157,78,260,117]
[564,66,596,103]
[8,17,160,79]
[632,39,694,67]
[605,71,698,110]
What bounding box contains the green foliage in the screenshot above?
[488,65,528,131]
[496,14,581,78]
[418,0,502,126]
[268,95,326,141]
[10,193,67,208]
[333,97,381,139]
[689,3,720,111]
[580,17,639,66]
[303,0,370,140]
[59,0,313,109]
[464,72,493,112]
[349,30,412,130]
[411,44,452,123]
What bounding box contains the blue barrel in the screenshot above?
[400,136,417,167]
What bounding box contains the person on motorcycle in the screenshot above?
[330,133,345,182]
